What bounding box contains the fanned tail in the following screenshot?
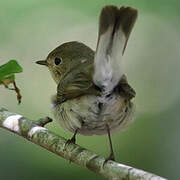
[93,6,138,92]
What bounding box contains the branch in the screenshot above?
[0,108,166,180]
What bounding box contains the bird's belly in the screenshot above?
[51,94,135,136]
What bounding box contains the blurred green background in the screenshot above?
[0,0,180,179]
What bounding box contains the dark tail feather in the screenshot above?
[93,6,138,92]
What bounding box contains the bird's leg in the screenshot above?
[107,124,115,161]
[64,129,78,163]
[103,124,115,166]
[65,121,84,146]
[65,129,78,145]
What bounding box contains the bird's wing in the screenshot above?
[57,71,100,103]
[116,74,136,100]
[93,6,138,92]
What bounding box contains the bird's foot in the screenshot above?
[64,136,76,164]
[65,136,76,146]
[103,153,115,167]
[63,133,76,152]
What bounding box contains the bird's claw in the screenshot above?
[103,153,115,168]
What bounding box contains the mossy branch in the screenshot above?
[0,108,167,180]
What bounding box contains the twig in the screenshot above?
[0,108,167,180]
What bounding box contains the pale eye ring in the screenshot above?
[54,57,62,65]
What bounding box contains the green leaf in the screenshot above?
[0,60,22,104]
[0,74,15,85]
[0,60,23,81]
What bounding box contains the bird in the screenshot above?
[36,5,138,162]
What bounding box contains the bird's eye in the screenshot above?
[54,57,62,65]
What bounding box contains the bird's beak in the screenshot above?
[36,60,48,66]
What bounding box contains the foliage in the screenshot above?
[0,60,23,103]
